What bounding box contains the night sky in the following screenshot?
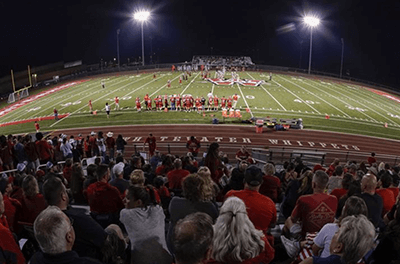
[1,0,399,88]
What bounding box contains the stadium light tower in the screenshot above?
[304,16,320,74]
[134,11,150,66]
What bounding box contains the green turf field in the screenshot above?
[1,71,400,140]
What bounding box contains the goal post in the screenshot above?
[7,87,30,104]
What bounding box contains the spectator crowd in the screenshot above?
[0,130,399,264]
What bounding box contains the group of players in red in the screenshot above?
[133,93,237,113]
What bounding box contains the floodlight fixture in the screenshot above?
[304,16,320,27]
[134,10,151,66]
[134,11,150,22]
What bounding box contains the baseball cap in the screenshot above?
[113,163,125,176]
[16,162,26,172]
[46,161,54,169]
[244,166,263,186]
[91,131,96,136]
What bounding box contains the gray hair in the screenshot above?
[34,206,70,254]
[337,215,375,264]
[263,163,275,176]
[313,170,329,189]
[212,197,264,262]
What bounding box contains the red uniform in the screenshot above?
[195,98,201,108]
[227,98,233,108]
[136,97,141,110]
[88,100,93,110]
[145,136,157,156]
[167,80,171,88]
[115,97,119,104]
[176,96,181,107]
[214,96,219,107]
[221,97,226,108]
[147,98,152,109]
[35,122,40,131]
[179,77,182,84]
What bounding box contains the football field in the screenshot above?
[1,70,400,140]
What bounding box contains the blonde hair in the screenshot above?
[212,197,265,262]
[197,166,216,201]
[263,163,275,176]
[130,169,145,186]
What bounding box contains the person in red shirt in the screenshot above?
[232,93,239,108]
[87,164,124,227]
[235,145,254,164]
[195,97,201,113]
[147,97,152,110]
[0,192,25,264]
[283,170,337,239]
[330,173,353,201]
[88,100,93,112]
[164,94,169,110]
[376,173,396,216]
[167,79,171,88]
[225,166,276,245]
[221,96,226,108]
[259,163,282,203]
[213,95,219,111]
[208,96,213,111]
[176,95,181,111]
[167,159,190,191]
[326,158,340,176]
[19,175,47,224]
[34,121,40,132]
[89,131,97,157]
[179,76,182,84]
[204,143,228,184]
[114,96,120,110]
[144,133,157,157]
[186,136,201,157]
[105,131,116,161]
[367,152,377,166]
[227,96,233,109]
[53,108,59,120]
[135,97,141,112]
[35,132,53,164]
[0,177,22,233]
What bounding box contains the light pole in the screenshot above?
[134,11,150,66]
[117,29,120,70]
[304,16,320,74]
[340,38,344,78]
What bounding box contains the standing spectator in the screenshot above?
[14,135,28,164]
[0,135,14,175]
[35,121,40,132]
[89,131,98,157]
[259,163,282,203]
[173,212,214,264]
[186,136,201,157]
[120,186,172,264]
[30,206,101,264]
[209,197,275,264]
[60,138,73,159]
[87,164,124,228]
[225,166,276,244]
[144,133,157,157]
[110,163,129,196]
[326,158,340,176]
[167,158,190,191]
[35,132,53,164]
[24,134,40,172]
[70,162,86,204]
[0,192,25,264]
[63,158,73,184]
[97,131,106,159]
[367,152,377,166]
[150,150,162,172]
[115,134,127,155]
[167,174,219,254]
[235,145,254,164]
[205,142,227,184]
[105,132,116,161]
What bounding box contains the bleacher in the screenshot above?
[191,55,255,67]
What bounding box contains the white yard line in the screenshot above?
[246,72,287,111]
[272,79,321,114]
[236,83,253,117]
[278,75,352,118]
[178,72,201,95]
[50,75,153,127]
[305,78,398,125]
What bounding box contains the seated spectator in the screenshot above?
[112,155,125,181]
[197,166,219,201]
[281,170,314,219]
[67,165,84,205]
[282,162,298,192]
[20,175,47,224]
[311,196,368,259]
[300,215,375,264]
[357,173,384,229]
[110,162,129,196]
[30,206,101,264]
[156,155,174,176]
[205,143,228,184]
[102,225,128,264]
[62,158,73,185]
[153,176,171,210]
[336,180,362,219]
[228,160,248,191]
[259,163,282,203]
[120,186,172,264]
[388,173,400,199]
[327,165,343,193]
[330,173,353,200]
[0,192,25,263]
[173,212,214,264]
[83,164,98,190]
[167,158,190,192]
[167,174,219,254]
[87,164,124,228]
[370,202,400,263]
[182,155,198,173]
[368,152,377,166]
[376,172,396,216]
[186,136,201,157]
[143,164,156,185]
[43,177,107,259]
[225,166,276,244]
[0,175,22,233]
[35,132,53,164]
[283,171,337,240]
[130,169,145,186]
[235,145,254,164]
[208,197,274,264]
[150,150,162,172]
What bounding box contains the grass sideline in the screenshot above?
[1,71,400,140]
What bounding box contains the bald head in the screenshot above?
[361,174,377,193]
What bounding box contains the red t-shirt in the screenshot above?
[35,140,53,161]
[87,182,124,214]
[330,188,348,201]
[236,150,250,160]
[225,189,276,234]
[167,169,190,189]
[367,157,377,165]
[105,137,115,149]
[3,195,22,233]
[291,193,337,236]
[35,123,40,130]
[259,175,281,203]
[20,194,47,224]
[0,222,25,264]
[376,188,396,216]
[145,136,156,151]
[63,166,73,185]
[388,187,399,200]
[206,235,274,264]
